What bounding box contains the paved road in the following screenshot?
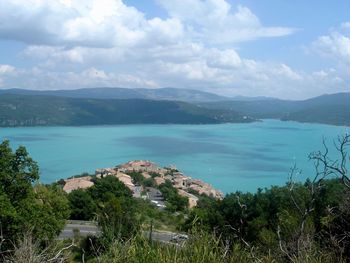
[144,230,174,243]
[58,220,100,239]
[59,220,186,245]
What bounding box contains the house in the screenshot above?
[141,172,151,179]
[95,168,117,178]
[118,160,167,174]
[154,176,165,186]
[114,172,135,192]
[178,189,199,208]
[63,178,94,193]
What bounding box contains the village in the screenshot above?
[62,160,224,208]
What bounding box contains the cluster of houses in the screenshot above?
[62,160,223,208]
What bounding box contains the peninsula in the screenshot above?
[62,160,223,209]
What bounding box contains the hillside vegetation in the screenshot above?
[200,92,350,126]
[0,87,229,102]
[0,94,252,127]
[1,88,349,126]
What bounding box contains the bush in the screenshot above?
[159,180,188,212]
[68,189,97,220]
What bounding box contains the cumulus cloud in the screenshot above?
[157,1,296,44]
[0,0,183,48]
[312,22,350,65]
[0,0,347,99]
[1,66,158,90]
[0,0,294,48]
[0,64,16,74]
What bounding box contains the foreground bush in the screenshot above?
[77,230,341,263]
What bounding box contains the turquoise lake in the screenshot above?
[0,119,348,193]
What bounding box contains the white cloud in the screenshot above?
[274,64,302,81]
[312,32,350,64]
[1,0,347,99]
[307,23,350,96]
[0,64,16,74]
[0,54,346,99]
[0,0,295,48]
[206,49,242,69]
[0,0,183,48]
[0,66,158,90]
[156,1,296,44]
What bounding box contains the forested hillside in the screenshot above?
[0,94,252,127]
[200,92,350,125]
[0,87,229,102]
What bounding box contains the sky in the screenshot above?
[0,0,350,99]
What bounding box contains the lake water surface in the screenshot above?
[0,120,348,193]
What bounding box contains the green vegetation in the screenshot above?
[2,90,350,126]
[84,231,270,263]
[68,189,97,220]
[127,171,145,185]
[200,92,350,126]
[0,140,70,248]
[159,180,188,212]
[1,136,350,262]
[0,94,250,127]
[281,104,350,126]
[89,176,132,201]
[0,87,229,102]
[184,180,349,258]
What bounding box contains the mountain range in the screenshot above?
[0,94,251,126]
[0,88,349,126]
[0,87,228,102]
[200,92,350,126]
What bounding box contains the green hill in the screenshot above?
[0,94,252,127]
[200,92,350,126]
[281,104,350,126]
[0,87,229,102]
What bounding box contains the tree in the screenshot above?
[0,140,39,201]
[184,195,224,233]
[98,196,141,244]
[87,176,141,246]
[0,140,70,249]
[159,180,188,212]
[68,189,97,220]
[0,140,39,242]
[30,184,70,240]
[89,176,132,203]
[275,135,350,261]
[309,134,350,189]
[307,135,350,258]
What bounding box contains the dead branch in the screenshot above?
[309,134,350,189]
[47,241,76,262]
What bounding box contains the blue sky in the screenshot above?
[0,0,350,99]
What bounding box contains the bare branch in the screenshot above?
[47,241,76,262]
[309,134,350,189]
[277,225,294,262]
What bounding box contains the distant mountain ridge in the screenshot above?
[0,87,349,126]
[200,92,350,126]
[0,87,229,102]
[0,94,253,127]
